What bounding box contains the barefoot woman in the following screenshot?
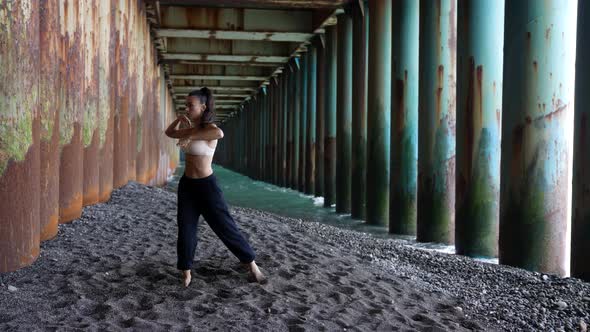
[164,87,266,287]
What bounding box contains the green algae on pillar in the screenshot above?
[417,0,457,244]
[390,0,418,235]
[455,0,504,258]
[500,0,577,276]
[366,0,391,226]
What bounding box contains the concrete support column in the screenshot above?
[573,0,590,282]
[456,0,504,257]
[281,73,288,187]
[417,0,457,243]
[293,59,301,190]
[390,0,419,235]
[299,54,308,193]
[351,2,368,220]
[273,82,279,184]
[336,12,353,213]
[324,25,338,208]
[306,46,318,196]
[315,36,326,198]
[288,60,299,189]
[366,0,391,226]
[500,0,577,276]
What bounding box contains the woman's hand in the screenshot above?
[177,114,191,128]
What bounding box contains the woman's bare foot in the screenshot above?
[242,261,267,284]
[182,270,191,287]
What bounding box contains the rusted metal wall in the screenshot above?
[1,0,176,273]
[59,0,85,223]
[0,0,41,272]
[39,0,62,241]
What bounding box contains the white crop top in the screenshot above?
[181,139,216,156]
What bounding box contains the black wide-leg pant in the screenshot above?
[176,173,256,270]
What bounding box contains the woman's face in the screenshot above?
[185,96,206,121]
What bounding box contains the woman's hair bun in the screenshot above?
[200,87,211,96]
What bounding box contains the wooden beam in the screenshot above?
[157,29,313,42]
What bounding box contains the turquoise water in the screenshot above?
[165,162,498,264]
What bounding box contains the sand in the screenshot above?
[0,181,588,331]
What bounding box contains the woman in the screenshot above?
[164,87,267,287]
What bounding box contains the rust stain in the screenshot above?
[436,65,444,123]
[59,192,82,224]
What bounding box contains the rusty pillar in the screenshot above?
[315,36,326,198]
[351,2,368,220]
[306,45,318,196]
[99,0,116,203]
[39,0,61,241]
[366,0,391,226]
[266,86,271,182]
[127,0,137,183]
[336,12,352,213]
[113,1,129,188]
[417,0,457,243]
[135,3,148,185]
[0,0,41,272]
[390,0,418,234]
[59,0,85,223]
[293,59,301,190]
[455,0,504,258]
[299,54,308,193]
[281,72,288,187]
[82,0,100,206]
[271,78,281,185]
[324,25,338,208]
[500,0,577,276]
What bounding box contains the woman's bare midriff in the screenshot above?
[184,154,214,179]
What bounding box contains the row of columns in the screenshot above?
[215,0,588,281]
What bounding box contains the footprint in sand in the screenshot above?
[278,269,296,279]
